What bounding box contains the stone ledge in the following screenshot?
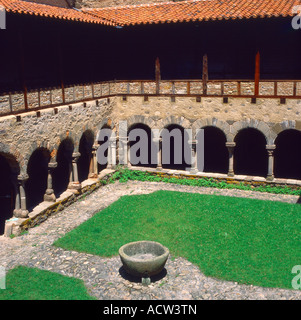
[4,169,115,237]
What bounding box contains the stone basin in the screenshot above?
[119,241,169,283]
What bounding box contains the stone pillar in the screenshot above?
[127,138,132,168]
[13,174,29,218]
[89,144,99,179]
[110,136,117,169]
[190,140,198,174]
[266,145,276,181]
[153,137,162,171]
[226,142,236,177]
[118,136,128,166]
[68,152,81,191]
[44,161,57,202]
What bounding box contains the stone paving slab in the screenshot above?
[1,180,301,300]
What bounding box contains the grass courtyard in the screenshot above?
[53,190,301,290]
[1,185,301,300]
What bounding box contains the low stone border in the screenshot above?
[4,169,115,237]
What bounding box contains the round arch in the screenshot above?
[0,152,20,235]
[274,129,301,180]
[234,127,268,177]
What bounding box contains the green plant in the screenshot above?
[54,190,301,290]
[107,168,301,196]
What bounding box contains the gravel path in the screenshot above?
[1,180,301,300]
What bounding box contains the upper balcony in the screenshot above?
[1,78,301,117]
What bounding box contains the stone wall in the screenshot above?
[0,97,114,174]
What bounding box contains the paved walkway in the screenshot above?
[1,180,301,300]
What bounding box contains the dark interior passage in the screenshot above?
[0,154,17,235]
[234,128,268,177]
[52,138,74,197]
[274,129,301,180]
[161,124,191,170]
[26,148,50,211]
[128,123,156,168]
[199,126,228,174]
[97,125,111,172]
[78,130,94,182]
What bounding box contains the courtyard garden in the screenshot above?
[54,189,301,290]
[1,170,301,299]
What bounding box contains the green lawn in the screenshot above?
[0,266,95,300]
[54,190,301,290]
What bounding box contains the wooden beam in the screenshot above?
[56,33,65,104]
[155,57,161,94]
[254,51,260,97]
[202,54,208,96]
[18,31,28,110]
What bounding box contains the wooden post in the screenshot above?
[155,57,161,94]
[202,54,208,96]
[57,33,65,103]
[18,31,28,110]
[254,51,260,97]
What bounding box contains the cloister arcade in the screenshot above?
[1,117,301,235]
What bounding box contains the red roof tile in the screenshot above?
[0,0,116,25]
[84,0,301,26]
[1,0,301,27]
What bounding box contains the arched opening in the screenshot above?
[234,128,268,177]
[52,138,74,197]
[128,123,156,168]
[26,148,50,211]
[78,130,94,182]
[161,124,191,171]
[274,129,301,180]
[0,153,18,235]
[198,126,228,174]
[97,125,111,173]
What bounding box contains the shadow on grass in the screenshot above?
[118,266,167,284]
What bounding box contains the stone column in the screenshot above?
[266,144,276,181]
[44,161,57,202]
[13,174,29,218]
[190,140,198,174]
[110,136,117,169]
[153,137,162,171]
[226,142,236,177]
[127,138,132,168]
[89,144,99,179]
[118,136,128,166]
[68,152,81,191]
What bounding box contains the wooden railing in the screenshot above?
[0,79,300,116]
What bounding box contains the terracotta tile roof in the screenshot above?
[84,0,301,26]
[0,0,116,25]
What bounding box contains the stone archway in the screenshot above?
[52,137,74,197]
[78,130,95,182]
[234,127,268,177]
[26,148,51,211]
[274,129,301,180]
[0,152,19,235]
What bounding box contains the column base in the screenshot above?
[190,168,198,174]
[266,175,274,182]
[156,165,162,171]
[88,173,98,179]
[13,209,29,218]
[227,171,235,177]
[44,189,56,202]
[68,182,82,192]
